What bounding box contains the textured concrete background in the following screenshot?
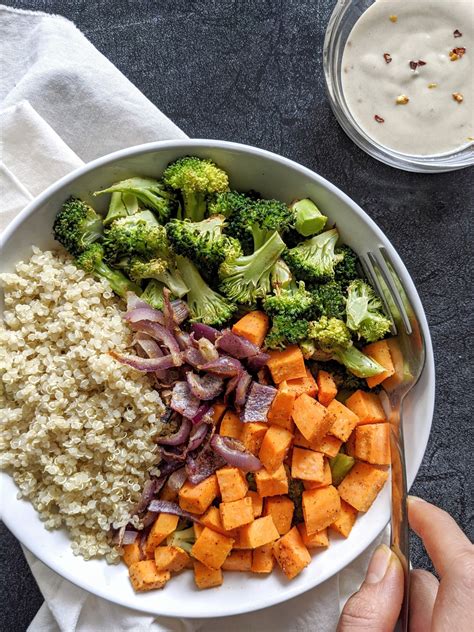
[1,0,473,630]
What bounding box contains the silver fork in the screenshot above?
[361,246,426,632]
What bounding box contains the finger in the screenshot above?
[409,569,438,632]
[407,496,471,577]
[337,544,404,632]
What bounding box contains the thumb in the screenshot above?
[337,544,404,632]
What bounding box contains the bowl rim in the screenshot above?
[0,138,435,617]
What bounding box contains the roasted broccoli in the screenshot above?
[265,315,309,349]
[127,257,189,298]
[218,231,286,304]
[291,198,327,237]
[270,258,293,292]
[140,279,171,310]
[283,228,344,283]
[308,316,352,349]
[263,281,313,318]
[102,191,139,226]
[53,197,104,256]
[166,525,195,553]
[334,245,361,285]
[310,360,369,392]
[288,478,304,525]
[346,279,391,342]
[208,190,254,219]
[311,280,346,319]
[166,216,241,271]
[75,243,140,298]
[162,156,229,222]
[94,177,177,224]
[102,211,169,262]
[329,453,355,486]
[176,255,236,325]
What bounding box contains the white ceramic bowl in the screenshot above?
[0,140,435,618]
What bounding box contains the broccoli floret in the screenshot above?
[311,280,346,319]
[53,197,104,256]
[218,231,286,304]
[288,478,304,525]
[162,156,229,222]
[140,279,175,310]
[246,472,257,491]
[166,525,195,553]
[225,198,294,253]
[263,281,313,318]
[334,245,361,285]
[208,190,254,219]
[176,256,236,325]
[291,198,327,237]
[265,315,309,349]
[94,177,177,224]
[75,244,140,298]
[346,279,391,342]
[310,360,368,392]
[308,316,352,349]
[102,211,169,262]
[329,453,355,486]
[166,216,242,271]
[270,259,293,292]
[101,192,140,226]
[283,228,344,283]
[128,257,189,298]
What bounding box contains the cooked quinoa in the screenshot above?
[0,248,164,562]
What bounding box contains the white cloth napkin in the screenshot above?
[0,5,386,631]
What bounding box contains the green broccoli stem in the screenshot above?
[332,345,385,378]
[104,192,139,226]
[156,268,189,298]
[292,199,327,237]
[182,191,207,222]
[329,453,355,486]
[177,256,211,295]
[95,260,141,298]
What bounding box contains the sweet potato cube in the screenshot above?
[259,425,293,473]
[239,515,280,548]
[297,523,329,549]
[222,549,253,571]
[285,368,318,398]
[346,391,386,424]
[303,458,332,490]
[220,497,254,531]
[232,310,269,347]
[327,399,360,442]
[241,422,268,456]
[179,474,219,514]
[292,393,332,444]
[251,543,275,573]
[145,513,179,558]
[193,560,223,589]
[338,462,389,512]
[330,500,358,538]
[216,466,248,502]
[294,430,342,457]
[211,401,227,424]
[194,523,204,539]
[354,423,391,465]
[122,542,141,567]
[267,382,296,431]
[219,410,244,439]
[191,527,234,570]
[363,340,395,388]
[255,463,289,497]
[201,506,237,537]
[291,447,325,482]
[302,485,341,534]
[247,490,263,517]
[263,495,294,535]
[154,546,190,572]
[316,370,338,406]
[129,560,170,592]
[273,526,311,579]
[267,345,307,384]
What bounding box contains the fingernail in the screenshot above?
[407,495,425,505]
[366,544,392,584]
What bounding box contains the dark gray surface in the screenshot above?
[1,0,473,630]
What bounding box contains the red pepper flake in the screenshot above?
[383,53,392,64]
[417,60,427,66]
[450,47,466,60]
[453,29,462,38]
[409,60,418,70]
[374,115,385,123]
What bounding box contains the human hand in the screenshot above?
[337,496,473,631]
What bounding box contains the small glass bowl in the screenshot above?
[323,0,474,173]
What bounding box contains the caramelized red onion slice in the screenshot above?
[246,351,270,372]
[191,323,219,343]
[170,382,201,419]
[235,370,252,409]
[224,372,241,402]
[126,292,150,312]
[109,350,181,372]
[191,403,212,425]
[216,330,259,359]
[185,430,226,484]
[241,381,277,422]
[175,330,193,351]
[147,500,202,524]
[171,300,190,325]
[133,478,157,514]
[156,416,192,446]
[183,347,206,368]
[129,320,181,359]
[186,372,223,401]
[187,423,209,452]
[199,356,242,376]
[165,467,187,494]
[122,530,138,545]
[125,306,164,324]
[210,435,262,472]
[197,337,219,362]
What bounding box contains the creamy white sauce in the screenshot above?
[341,0,474,156]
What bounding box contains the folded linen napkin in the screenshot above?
[0,5,386,631]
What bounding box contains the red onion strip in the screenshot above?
[147,499,203,524]
[156,416,192,446]
[210,435,262,472]
[109,350,182,371]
